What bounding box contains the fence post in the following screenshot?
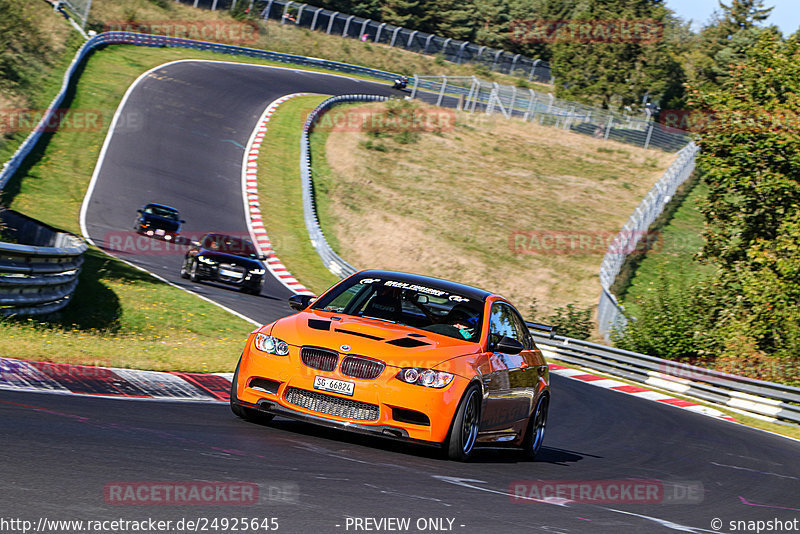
[644,120,655,150]
[193,0,199,7]
[491,49,502,71]
[342,15,354,36]
[436,76,447,107]
[528,59,540,81]
[509,86,517,115]
[406,30,418,48]
[410,75,420,99]
[295,3,306,24]
[456,41,468,64]
[390,27,401,47]
[310,7,322,30]
[211,0,218,10]
[523,89,535,121]
[262,0,274,19]
[464,77,477,113]
[280,1,292,23]
[375,22,386,42]
[326,12,338,33]
[360,19,370,38]
[423,34,434,54]
[442,37,451,57]
[510,53,520,74]
[604,115,613,140]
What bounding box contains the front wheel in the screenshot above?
[523,395,549,460]
[189,260,201,282]
[230,357,274,424]
[445,384,481,461]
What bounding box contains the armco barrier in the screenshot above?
[0,210,87,316]
[533,334,800,425]
[300,95,388,278]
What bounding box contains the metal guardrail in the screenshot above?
[300,95,388,278]
[173,0,552,83]
[597,142,699,337]
[0,210,87,316]
[533,333,800,425]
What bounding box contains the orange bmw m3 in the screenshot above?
[230,270,550,460]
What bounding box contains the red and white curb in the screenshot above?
[241,93,315,297]
[543,356,738,423]
[0,357,231,402]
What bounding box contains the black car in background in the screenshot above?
[134,203,184,240]
[181,233,267,295]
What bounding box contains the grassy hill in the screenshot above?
[308,100,676,327]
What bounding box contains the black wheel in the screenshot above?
[230,357,274,423]
[523,395,549,460]
[189,259,201,282]
[445,383,481,461]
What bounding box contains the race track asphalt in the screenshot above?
[5,59,797,534]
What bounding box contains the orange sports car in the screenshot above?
[230,270,550,460]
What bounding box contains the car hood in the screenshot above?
[140,215,180,232]
[198,251,263,268]
[268,310,481,369]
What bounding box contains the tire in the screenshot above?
[523,395,549,460]
[189,260,201,282]
[230,357,274,423]
[445,383,482,461]
[179,258,190,279]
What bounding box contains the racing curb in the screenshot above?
[0,357,232,402]
[0,355,739,421]
[242,93,316,297]
[544,358,739,424]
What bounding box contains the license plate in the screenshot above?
[155,229,165,236]
[219,268,243,279]
[314,376,355,396]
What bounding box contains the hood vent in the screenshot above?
[307,319,331,331]
[386,337,431,348]
[334,328,384,341]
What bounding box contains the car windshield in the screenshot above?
[311,277,483,342]
[144,205,179,220]
[202,235,258,259]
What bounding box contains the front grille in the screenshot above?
[340,356,385,380]
[218,263,246,280]
[300,347,338,372]
[285,387,380,421]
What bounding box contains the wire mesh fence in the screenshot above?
[597,142,699,339]
[172,0,552,82]
[410,76,690,152]
[61,0,92,28]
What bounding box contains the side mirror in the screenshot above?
[137,209,143,214]
[179,219,186,224]
[288,294,314,311]
[492,336,523,355]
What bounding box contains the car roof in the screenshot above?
[354,269,494,302]
[143,202,178,211]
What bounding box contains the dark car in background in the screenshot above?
[134,203,184,240]
[181,233,267,295]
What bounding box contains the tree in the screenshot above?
[719,0,773,32]
[687,32,800,360]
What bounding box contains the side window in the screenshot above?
[510,309,533,350]
[488,303,521,347]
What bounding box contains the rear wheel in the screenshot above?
[445,384,481,461]
[523,395,549,460]
[179,258,190,279]
[230,357,274,423]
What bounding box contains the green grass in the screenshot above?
[617,178,715,317]
[254,94,341,294]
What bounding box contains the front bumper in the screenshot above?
[236,344,468,443]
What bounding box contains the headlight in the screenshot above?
[197,256,215,264]
[254,333,289,356]
[250,268,265,275]
[396,368,454,388]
